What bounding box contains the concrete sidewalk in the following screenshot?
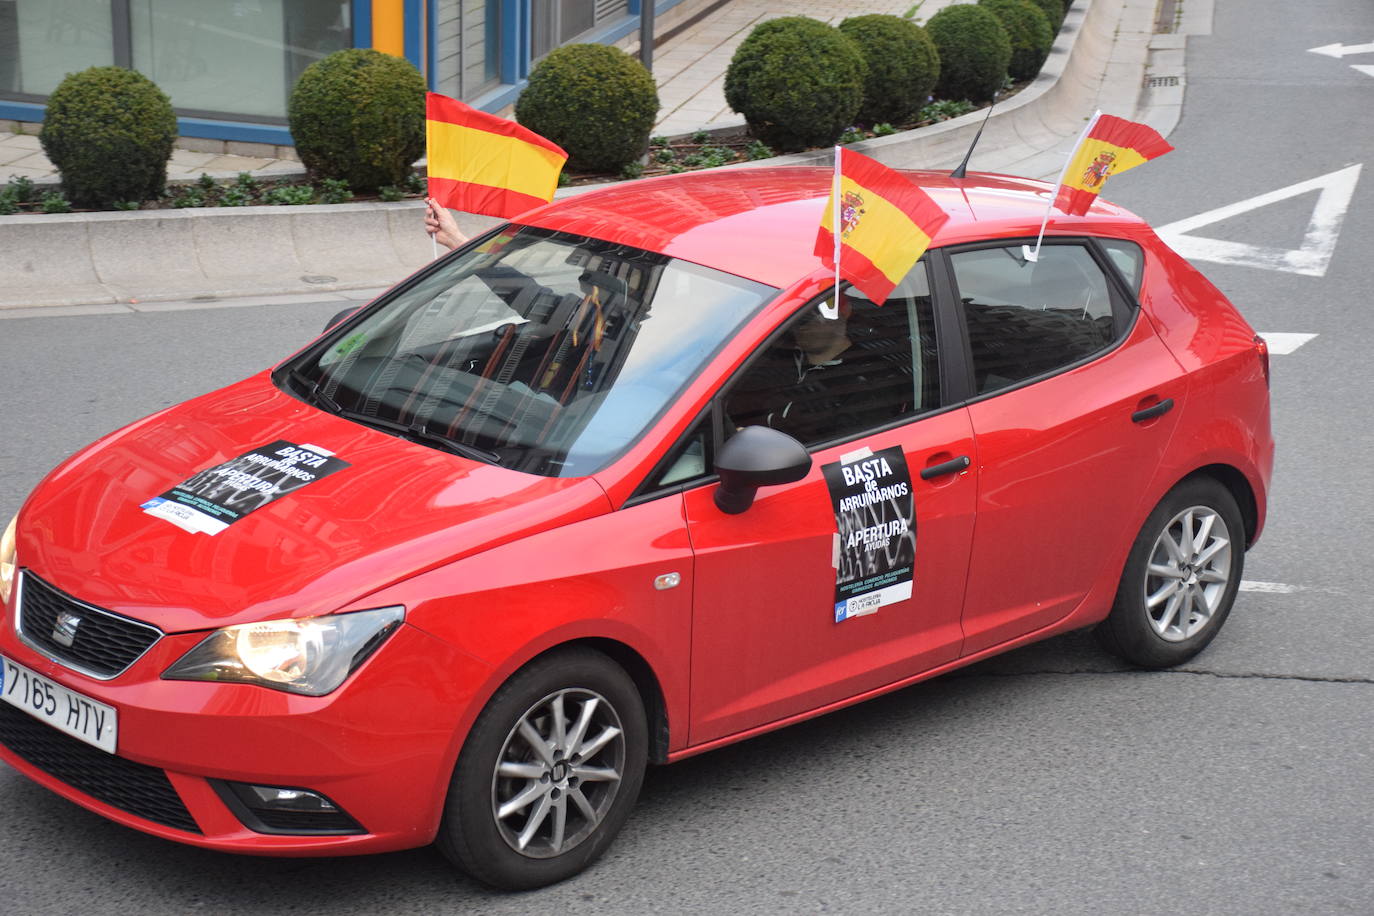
[0,0,1201,311]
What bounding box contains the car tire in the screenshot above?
[436,647,647,890]
[1095,477,1245,668]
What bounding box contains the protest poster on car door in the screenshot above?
[821,445,916,622]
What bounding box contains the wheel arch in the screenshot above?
[515,637,672,765]
[1177,463,1259,547]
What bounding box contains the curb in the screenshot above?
[0,0,1154,312]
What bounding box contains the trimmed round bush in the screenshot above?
[724,17,866,152]
[516,44,659,172]
[40,66,176,208]
[979,0,1054,81]
[1033,0,1060,27]
[926,4,1012,103]
[1031,0,1065,28]
[838,14,940,125]
[289,49,425,191]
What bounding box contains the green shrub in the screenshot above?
[921,99,976,122]
[40,191,72,213]
[289,48,425,191]
[0,190,18,215]
[926,4,1011,102]
[1031,0,1065,27]
[263,184,316,205]
[317,177,353,204]
[6,175,36,202]
[745,139,774,160]
[39,66,176,208]
[838,14,939,125]
[515,44,659,172]
[724,17,866,152]
[377,185,405,202]
[979,0,1054,81]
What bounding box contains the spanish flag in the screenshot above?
[1054,113,1172,215]
[426,92,568,219]
[814,148,949,306]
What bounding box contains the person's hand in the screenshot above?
[425,198,467,251]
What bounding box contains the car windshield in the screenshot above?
[277,226,776,477]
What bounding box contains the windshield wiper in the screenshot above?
[287,368,501,465]
[396,419,502,464]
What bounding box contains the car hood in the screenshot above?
[16,372,612,633]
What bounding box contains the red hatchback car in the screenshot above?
[0,167,1272,889]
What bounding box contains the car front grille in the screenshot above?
[0,702,201,834]
[16,572,163,679]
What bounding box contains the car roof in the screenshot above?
[519,166,1151,288]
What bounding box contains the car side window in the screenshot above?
[1099,238,1145,294]
[722,263,939,448]
[949,244,1118,395]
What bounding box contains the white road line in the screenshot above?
[1351,64,1374,78]
[1239,581,1302,594]
[1257,332,1318,354]
[1156,164,1362,276]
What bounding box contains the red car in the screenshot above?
[0,167,1272,889]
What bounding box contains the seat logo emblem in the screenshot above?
[52,611,82,648]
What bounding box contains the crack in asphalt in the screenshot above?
[957,667,1374,686]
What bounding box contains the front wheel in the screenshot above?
[436,647,647,890]
[1095,478,1245,668]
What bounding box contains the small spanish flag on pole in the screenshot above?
[814,147,949,311]
[425,92,568,220]
[1025,111,1172,261]
[1054,112,1173,215]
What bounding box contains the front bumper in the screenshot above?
[0,589,490,856]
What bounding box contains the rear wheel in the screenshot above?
[436,648,647,890]
[1096,478,1245,668]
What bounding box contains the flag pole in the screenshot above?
[821,146,842,320]
[1023,109,1101,263]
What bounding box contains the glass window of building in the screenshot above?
[1,0,116,98]
[1,0,350,121]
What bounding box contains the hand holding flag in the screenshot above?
[814,147,949,309]
[425,92,568,221]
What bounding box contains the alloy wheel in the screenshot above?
[490,687,626,859]
[1143,505,1233,642]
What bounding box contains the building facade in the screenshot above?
[0,0,707,146]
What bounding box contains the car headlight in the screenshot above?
[0,514,16,606]
[163,606,404,697]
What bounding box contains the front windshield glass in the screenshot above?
[278,226,776,477]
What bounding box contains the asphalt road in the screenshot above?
[2,1,1373,912]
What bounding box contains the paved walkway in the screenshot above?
[0,0,963,184]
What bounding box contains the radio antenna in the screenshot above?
[949,92,998,179]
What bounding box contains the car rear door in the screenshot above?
[937,239,1188,654]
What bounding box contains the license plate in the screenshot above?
[1,655,117,754]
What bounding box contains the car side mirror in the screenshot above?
[323,307,360,333]
[713,426,812,515]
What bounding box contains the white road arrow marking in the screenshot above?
[1156,164,1362,276]
[1308,41,1374,58]
[1257,332,1317,354]
[1351,64,1374,78]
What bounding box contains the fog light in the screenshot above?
[243,784,338,811]
[212,780,365,835]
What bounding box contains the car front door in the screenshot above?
[672,267,979,747]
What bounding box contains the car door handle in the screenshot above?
[920,455,971,480]
[1131,398,1175,423]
